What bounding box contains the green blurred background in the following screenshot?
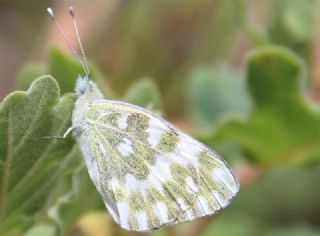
[1,0,320,236]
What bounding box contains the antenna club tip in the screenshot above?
[69,6,75,17]
[47,7,54,17]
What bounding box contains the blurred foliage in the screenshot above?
[202,46,320,166]
[1,0,320,236]
[187,66,251,129]
[91,0,246,115]
[17,48,102,95]
[202,165,320,236]
[122,78,163,113]
[267,0,315,66]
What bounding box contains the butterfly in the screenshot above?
[48,7,239,232]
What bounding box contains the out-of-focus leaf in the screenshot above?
[17,48,105,95]
[268,0,315,64]
[16,64,46,91]
[204,46,320,166]
[122,78,163,112]
[150,229,167,236]
[24,224,55,236]
[203,165,320,236]
[48,48,88,94]
[76,212,111,236]
[0,76,77,235]
[234,166,320,224]
[266,224,320,236]
[269,0,315,42]
[91,0,246,116]
[187,66,251,129]
[202,214,261,236]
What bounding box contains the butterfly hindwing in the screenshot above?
[77,100,239,231]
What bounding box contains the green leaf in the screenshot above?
[17,48,104,95]
[48,48,86,94]
[187,66,251,128]
[0,76,78,235]
[233,166,320,225]
[202,214,261,236]
[24,224,55,236]
[16,64,46,91]
[265,224,320,236]
[269,0,315,42]
[267,0,315,64]
[122,78,163,112]
[202,166,320,236]
[204,46,320,166]
[48,163,103,235]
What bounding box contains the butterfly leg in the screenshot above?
[32,126,76,140]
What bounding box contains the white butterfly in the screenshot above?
[48,7,239,232]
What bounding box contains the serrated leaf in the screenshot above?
[203,46,320,166]
[122,78,163,112]
[0,76,78,235]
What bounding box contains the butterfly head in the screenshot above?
[75,75,104,102]
[76,75,92,96]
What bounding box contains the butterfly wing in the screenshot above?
[77,100,239,232]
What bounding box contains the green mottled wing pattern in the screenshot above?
[77,100,239,232]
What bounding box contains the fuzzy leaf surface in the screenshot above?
[0,76,77,235]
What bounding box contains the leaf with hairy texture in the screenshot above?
[0,76,78,235]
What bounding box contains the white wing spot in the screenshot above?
[186,176,198,193]
[146,171,165,192]
[117,138,134,157]
[147,117,169,148]
[174,134,203,167]
[149,154,173,182]
[118,113,128,129]
[117,202,130,229]
[136,211,148,230]
[213,191,228,208]
[97,141,107,156]
[177,198,189,211]
[110,178,121,188]
[213,167,239,194]
[198,196,211,215]
[125,174,151,194]
[155,202,169,223]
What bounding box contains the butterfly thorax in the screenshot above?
[72,76,104,134]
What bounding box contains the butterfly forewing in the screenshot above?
[77,100,239,231]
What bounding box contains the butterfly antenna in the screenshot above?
[47,7,88,79]
[69,7,90,81]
